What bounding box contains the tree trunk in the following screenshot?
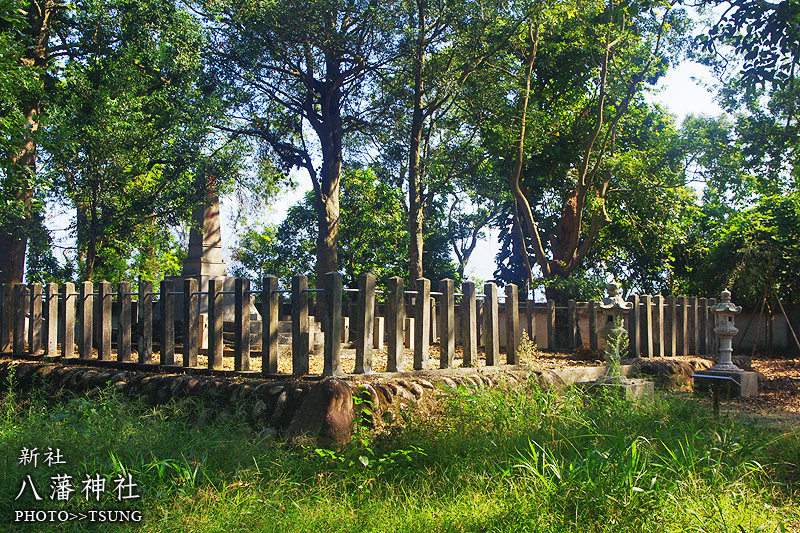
[0,1,54,283]
[407,1,426,282]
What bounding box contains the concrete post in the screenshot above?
[44,282,58,357]
[678,295,688,356]
[292,275,310,376]
[138,280,153,363]
[567,299,577,351]
[484,283,499,366]
[79,282,93,359]
[461,282,477,367]
[439,279,455,368]
[506,284,520,364]
[118,282,132,362]
[627,293,640,358]
[386,276,404,372]
[355,273,375,374]
[29,283,42,355]
[234,277,250,371]
[323,271,343,376]
[589,300,598,352]
[666,295,676,357]
[61,283,75,358]
[546,299,555,351]
[160,280,175,365]
[183,279,198,367]
[208,278,224,370]
[655,295,665,357]
[262,276,279,374]
[98,281,112,361]
[642,294,653,358]
[414,278,431,370]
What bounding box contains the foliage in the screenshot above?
[40,0,240,282]
[231,168,412,288]
[1,380,798,532]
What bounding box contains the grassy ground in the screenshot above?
[0,375,798,532]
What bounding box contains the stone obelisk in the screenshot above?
[183,193,227,279]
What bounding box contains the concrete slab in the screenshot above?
[692,370,758,398]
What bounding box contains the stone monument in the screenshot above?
[693,290,758,397]
[166,192,262,349]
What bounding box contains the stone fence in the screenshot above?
[0,274,788,375]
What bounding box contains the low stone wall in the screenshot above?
[0,356,739,445]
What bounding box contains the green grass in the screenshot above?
[0,376,798,533]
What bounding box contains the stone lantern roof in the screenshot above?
[713,289,742,314]
[599,281,633,311]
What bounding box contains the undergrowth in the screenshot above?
[0,372,797,532]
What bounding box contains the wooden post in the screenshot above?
[13,284,27,354]
[292,275,309,376]
[96,281,112,360]
[461,282,477,367]
[28,283,42,355]
[323,271,343,376]
[183,279,198,367]
[678,295,688,356]
[262,276,279,374]
[642,294,653,358]
[506,284,520,365]
[386,276,404,372]
[689,296,699,355]
[666,295,676,357]
[61,283,75,358]
[589,300,598,352]
[627,294,640,358]
[0,284,11,353]
[484,282,499,366]
[118,282,132,362]
[699,297,708,355]
[78,282,93,359]
[414,278,431,370]
[138,280,153,363]
[160,280,175,365]
[567,299,577,351]
[355,273,375,374]
[655,295,665,357]
[234,277,251,371]
[440,279,455,368]
[208,278,224,370]
[546,299,555,351]
[44,282,58,357]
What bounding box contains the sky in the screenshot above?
[216,60,726,285]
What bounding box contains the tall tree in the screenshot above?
[201,0,397,283]
[0,0,57,283]
[468,0,689,300]
[43,0,237,282]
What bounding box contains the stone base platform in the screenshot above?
[692,370,758,398]
[573,378,655,401]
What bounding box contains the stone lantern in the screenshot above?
[711,289,742,371]
[597,281,633,383]
[693,289,757,397]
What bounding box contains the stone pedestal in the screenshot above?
[692,370,758,398]
[575,378,655,401]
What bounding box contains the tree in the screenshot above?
[0,0,57,283]
[467,0,690,300]
[41,0,237,282]
[201,0,398,283]
[231,168,412,288]
[387,0,525,280]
